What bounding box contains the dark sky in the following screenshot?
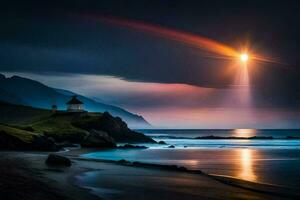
[0,0,300,108]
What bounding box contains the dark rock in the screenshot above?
[57,141,79,148]
[117,159,131,165]
[195,135,222,139]
[248,136,274,139]
[168,145,175,148]
[286,136,300,139]
[131,161,188,172]
[118,144,148,149]
[45,154,71,166]
[81,130,116,148]
[0,130,58,151]
[32,136,59,151]
[178,166,188,171]
[195,135,274,140]
[184,146,188,148]
[0,130,28,150]
[72,112,156,143]
[158,141,167,145]
[44,130,87,144]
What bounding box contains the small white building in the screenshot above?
[66,95,84,112]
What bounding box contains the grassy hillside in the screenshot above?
[0,123,58,151]
[0,124,39,143]
[0,101,155,144]
[0,102,93,142]
[30,113,89,142]
[29,112,154,143]
[0,101,52,125]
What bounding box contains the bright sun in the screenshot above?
[240,54,249,62]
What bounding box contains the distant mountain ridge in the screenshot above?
[0,74,151,128]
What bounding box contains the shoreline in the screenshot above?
[1,148,299,200]
[0,151,100,200]
[71,156,299,199]
[65,148,299,199]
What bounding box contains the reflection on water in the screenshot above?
[232,129,257,137]
[82,140,300,188]
[237,149,256,182]
[184,159,199,168]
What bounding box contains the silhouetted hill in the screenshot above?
[0,74,151,128]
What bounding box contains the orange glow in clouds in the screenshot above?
[84,15,280,65]
[86,15,239,58]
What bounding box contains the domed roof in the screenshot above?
[66,95,83,105]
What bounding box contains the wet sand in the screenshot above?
[81,146,300,188]
[74,160,293,200]
[0,151,99,200]
[1,149,298,200]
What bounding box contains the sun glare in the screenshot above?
[240,54,249,62]
[233,129,257,137]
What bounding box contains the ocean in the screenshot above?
[82,129,300,188]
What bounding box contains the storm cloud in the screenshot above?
[0,0,299,127]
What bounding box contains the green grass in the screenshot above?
[29,113,89,142]
[0,101,100,143]
[0,124,39,143]
[0,102,88,142]
[0,101,154,143]
[0,101,52,125]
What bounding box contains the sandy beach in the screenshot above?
[0,148,298,200]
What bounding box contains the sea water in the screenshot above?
[82,129,300,188]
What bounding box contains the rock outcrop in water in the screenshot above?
[118,144,148,149]
[195,135,274,140]
[158,140,167,145]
